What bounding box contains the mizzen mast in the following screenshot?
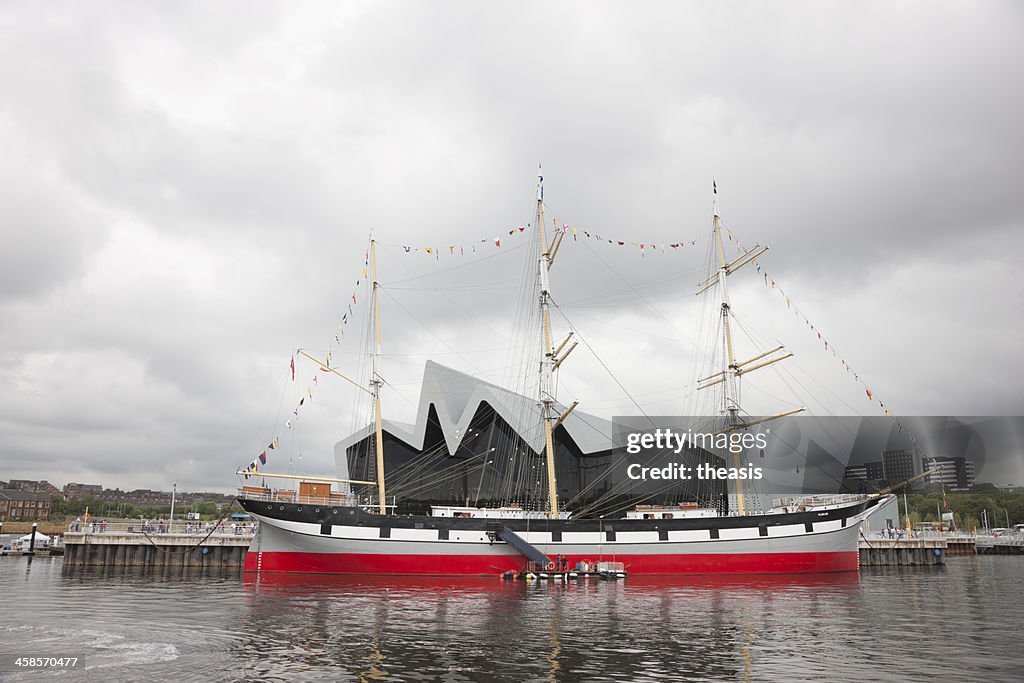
[238,238,390,514]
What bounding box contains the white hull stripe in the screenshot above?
[251,510,862,557]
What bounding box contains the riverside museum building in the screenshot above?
[334,361,728,517]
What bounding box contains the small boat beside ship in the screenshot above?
[236,174,891,576]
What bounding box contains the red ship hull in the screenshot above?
[245,549,858,575]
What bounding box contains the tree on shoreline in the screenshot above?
[901,490,1023,531]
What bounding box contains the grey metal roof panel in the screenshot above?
[0,490,52,501]
[333,361,613,479]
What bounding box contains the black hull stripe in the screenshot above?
[239,497,877,533]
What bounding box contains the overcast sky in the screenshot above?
[2,1,1022,493]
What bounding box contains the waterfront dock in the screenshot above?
[63,521,254,569]
[858,533,948,566]
[974,534,1024,555]
[944,534,977,556]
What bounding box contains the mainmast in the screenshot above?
[696,183,802,515]
[535,171,575,518]
[370,239,387,515]
[711,201,748,513]
[712,201,740,424]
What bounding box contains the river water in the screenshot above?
[0,555,1020,682]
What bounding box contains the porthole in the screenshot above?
[279,506,285,511]
[315,508,320,513]
[297,507,303,512]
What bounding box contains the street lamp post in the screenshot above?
[169,481,177,532]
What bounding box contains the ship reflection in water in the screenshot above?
[2,558,1022,682]
[232,572,873,682]
[237,572,866,682]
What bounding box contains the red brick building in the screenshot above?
[7,479,62,497]
[63,482,103,498]
[0,490,53,521]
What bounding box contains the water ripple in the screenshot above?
[0,557,1021,681]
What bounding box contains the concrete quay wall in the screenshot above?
[858,538,946,566]
[63,531,252,569]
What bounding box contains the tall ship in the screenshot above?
[236,174,892,576]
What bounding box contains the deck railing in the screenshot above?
[236,488,357,508]
[771,493,865,509]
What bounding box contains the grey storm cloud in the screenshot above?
[0,1,1021,493]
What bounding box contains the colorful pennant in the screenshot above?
[723,224,916,443]
[398,220,698,257]
[243,242,372,477]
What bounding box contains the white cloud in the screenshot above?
[0,1,1021,492]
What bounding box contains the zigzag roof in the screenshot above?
[334,360,613,479]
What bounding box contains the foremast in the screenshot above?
[370,239,387,515]
[534,171,576,518]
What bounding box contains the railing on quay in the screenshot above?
[975,533,1024,548]
[866,529,978,541]
[65,520,256,537]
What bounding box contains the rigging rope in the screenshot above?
[138,501,243,555]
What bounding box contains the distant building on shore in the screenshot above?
[0,490,53,521]
[924,456,975,491]
[59,483,234,508]
[846,450,978,492]
[63,482,104,498]
[103,488,175,506]
[2,479,233,512]
[6,479,62,497]
[882,448,925,486]
[844,461,885,481]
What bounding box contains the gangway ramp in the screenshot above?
[496,526,551,566]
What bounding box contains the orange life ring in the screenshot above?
[546,561,556,571]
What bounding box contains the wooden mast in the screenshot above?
[710,195,748,514]
[370,239,387,515]
[536,171,561,518]
[700,183,804,515]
